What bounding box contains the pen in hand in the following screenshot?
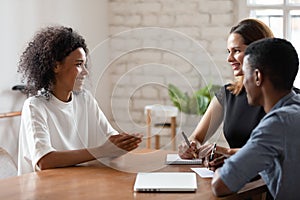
[181,131,198,159]
[209,142,217,162]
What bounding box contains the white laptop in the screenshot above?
[133,172,197,192]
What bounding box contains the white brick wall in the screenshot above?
[104,0,235,143]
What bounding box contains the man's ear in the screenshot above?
[255,69,263,86]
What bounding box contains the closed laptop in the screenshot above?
[133,172,197,192]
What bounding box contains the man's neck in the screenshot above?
[263,89,291,113]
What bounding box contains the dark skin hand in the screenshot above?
[204,151,230,171]
[102,133,143,157]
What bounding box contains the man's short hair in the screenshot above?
[245,38,299,91]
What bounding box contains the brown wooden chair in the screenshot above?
[145,105,178,150]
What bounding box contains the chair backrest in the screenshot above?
[144,105,178,118]
[0,147,17,179]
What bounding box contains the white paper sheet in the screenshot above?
[191,167,214,178]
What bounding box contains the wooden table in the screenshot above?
[0,149,267,200]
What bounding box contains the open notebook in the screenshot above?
[133,172,197,192]
[166,154,202,165]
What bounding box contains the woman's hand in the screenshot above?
[178,141,198,159]
[197,143,215,159]
[109,133,142,151]
[179,142,217,160]
[97,133,142,158]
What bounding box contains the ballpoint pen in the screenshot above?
[209,142,217,162]
[181,131,198,159]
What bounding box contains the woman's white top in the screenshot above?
[18,90,118,175]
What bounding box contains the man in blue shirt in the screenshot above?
[211,38,300,200]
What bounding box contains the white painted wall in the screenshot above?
[0,0,109,164]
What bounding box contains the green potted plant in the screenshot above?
[168,83,221,115]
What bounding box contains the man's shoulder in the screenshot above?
[260,94,300,130]
[283,93,300,110]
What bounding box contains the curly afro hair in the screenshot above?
[18,26,88,97]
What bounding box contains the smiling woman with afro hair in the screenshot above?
[17,26,142,175]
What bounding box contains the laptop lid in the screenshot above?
[133,172,197,192]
